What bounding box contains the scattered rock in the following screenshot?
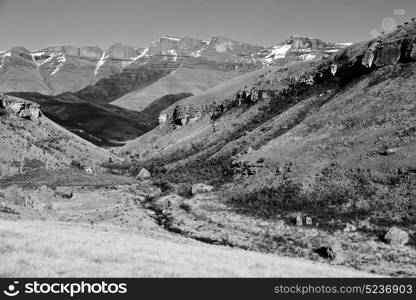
[137,168,151,180]
[305,217,313,226]
[191,183,214,195]
[384,227,409,247]
[276,220,285,228]
[256,158,265,164]
[55,187,73,199]
[0,203,19,214]
[84,166,94,174]
[379,148,398,156]
[245,146,253,154]
[330,63,338,75]
[343,223,357,232]
[358,219,372,230]
[295,215,303,226]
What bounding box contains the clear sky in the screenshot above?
[0,0,415,51]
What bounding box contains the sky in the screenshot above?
[0,0,415,51]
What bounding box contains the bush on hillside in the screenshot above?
[154,179,176,194]
[4,185,26,206]
[176,183,193,198]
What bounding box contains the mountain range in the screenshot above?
[0,35,349,145]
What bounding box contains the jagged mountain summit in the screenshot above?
[0,35,349,96]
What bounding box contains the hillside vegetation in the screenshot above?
[96,23,416,276]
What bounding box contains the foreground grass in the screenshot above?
[0,220,374,277]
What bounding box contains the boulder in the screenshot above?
[295,215,303,226]
[362,43,378,68]
[384,227,409,247]
[137,168,151,180]
[55,187,73,199]
[343,223,356,232]
[173,105,189,126]
[330,64,338,76]
[411,42,416,59]
[379,148,397,156]
[374,42,401,67]
[191,183,214,195]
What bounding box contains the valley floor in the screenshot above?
[0,177,376,277]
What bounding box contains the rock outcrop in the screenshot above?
[331,22,416,77]
[0,94,41,121]
[384,227,409,247]
[137,168,151,180]
[191,183,214,195]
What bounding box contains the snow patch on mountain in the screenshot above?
[94,51,110,75]
[162,36,181,41]
[336,42,353,46]
[263,44,292,64]
[0,51,11,69]
[215,41,234,53]
[129,47,149,65]
[50,54,66,76]
[166,49,178,62]
[191,40,210,57]
[299,53,316,60]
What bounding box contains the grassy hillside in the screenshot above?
[9,92,152,146]
[112,67,239,111]
[0,107,113,178]
[101,25,416,276]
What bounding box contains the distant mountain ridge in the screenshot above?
[0,35,349,96]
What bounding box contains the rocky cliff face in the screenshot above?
[157,23,416,129]
[328,22,416,80]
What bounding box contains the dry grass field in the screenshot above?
[0,219,374,277]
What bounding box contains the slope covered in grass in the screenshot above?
[111,25,416,259]
[112,67,239,111]
[0,105,113,177]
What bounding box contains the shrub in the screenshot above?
[22,158,45,172]
[154,179,175,194]
[36,186,56,203]
[70,160,82,169]
[179,202,192,213]
[4,185,25,206]
[176,183,193,198]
